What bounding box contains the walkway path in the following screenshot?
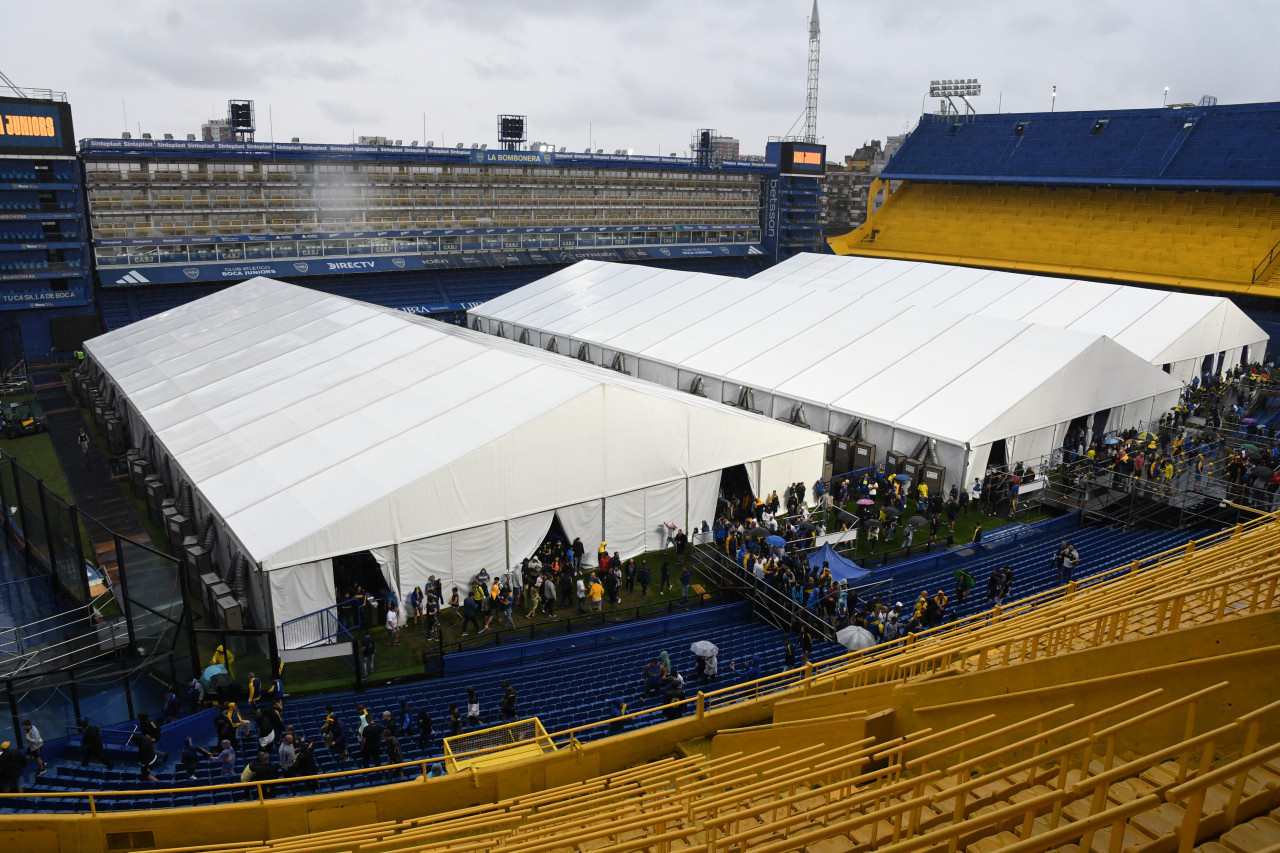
[31,369,151,574]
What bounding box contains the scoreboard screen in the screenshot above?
[779,141,826,176]
[0,96,76,157]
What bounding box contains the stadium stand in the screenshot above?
[3,511,1279,852]
[829,102,1280,300]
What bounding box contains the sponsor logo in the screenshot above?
[325,261,376,271]
[391,257,406,269]
[293,262,310,273]
[719,246,730,254]
[182,268,200,280]
[748,245,765,255]
[419,255,453,267]
[115,270,150,284]
[658,247,671,257]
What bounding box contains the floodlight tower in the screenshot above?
[929,79,982,117]
[803,0,820,143]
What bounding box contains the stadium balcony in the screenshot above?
[829,181,1280,296]
[4,513,1279,852]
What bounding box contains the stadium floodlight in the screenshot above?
[1163,86,1169,106]
[929,78,981,98]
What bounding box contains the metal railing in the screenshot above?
[1252,235,1280,283]
[438,590,727,657]
[690,542,837,642]
[278,598,358,650]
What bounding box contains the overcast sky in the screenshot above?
[5,1,1278,158]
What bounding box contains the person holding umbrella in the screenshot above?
[953,569,974,603]
[691,640,718,684]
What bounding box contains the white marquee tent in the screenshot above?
[83,278,826,642]
[470,260,1184,491]
[752,254,1267,382]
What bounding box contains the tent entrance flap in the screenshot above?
[987,439,1008,469]
[333,551,388,630]
[528,514,570,569]
[719,463,754,522]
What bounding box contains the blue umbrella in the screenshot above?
[894,473,912,482]
[1104,437,1120,445]
[764,534,787,548]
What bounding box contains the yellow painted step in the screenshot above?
[1220,815,1280,853]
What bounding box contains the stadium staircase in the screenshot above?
[829,182,1280,297]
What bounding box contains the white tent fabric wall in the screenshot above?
[507,511,556,574]
[555,500,603,567]
[398,535,451,602]
[643,480,686,553]
[370,546,399,603]
[268,559,335,644]
[761,447,828,503]
[84,277,826,632]
[604,490,646,557]
[688,471,722,535]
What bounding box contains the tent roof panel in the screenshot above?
[87,278,825,567]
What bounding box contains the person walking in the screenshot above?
[78,718,114,770]
[1062,544,1080,583]
[77,428,91,469]
[21,720,45,776]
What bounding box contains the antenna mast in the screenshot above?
[803,0,820,143]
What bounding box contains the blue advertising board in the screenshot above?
[0,280,90,309]
[99,243,765,286]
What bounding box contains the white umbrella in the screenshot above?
[690,640,718,657]
[836,626,877,652]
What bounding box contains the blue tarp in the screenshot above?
[807,544,869,581]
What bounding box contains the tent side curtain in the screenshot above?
[966,442,992,487]
[398,521,506,605]
[268,559,336,647]
[759,445,826,506]
[507,511,556,572]
[604,489,646,559]
[687,470,721,535]
[556,499,602,567]
[370,546,399,602]
[643,479,686,553]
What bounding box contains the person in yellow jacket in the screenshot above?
[210,644,235,680]
[224,701,250,740]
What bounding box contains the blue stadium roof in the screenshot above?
[881,101,1280,190]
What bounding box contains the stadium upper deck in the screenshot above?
[78,139,824,328]
[830,100,1280,318]
[877,100,1280,188]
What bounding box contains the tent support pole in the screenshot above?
[504,520,510,584]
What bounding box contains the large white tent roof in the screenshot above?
[751,254,1267,369]
[84,277,825,572]
[471,261,1183,449]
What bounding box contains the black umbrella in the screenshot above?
[745,526,770,539]
[1253,465,1273,479]
[907,515,929,528]
[797,520,818,532]
[883,506,901,518]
